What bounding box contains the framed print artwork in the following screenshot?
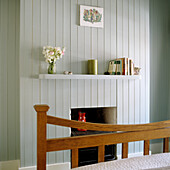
[80,5,104,28]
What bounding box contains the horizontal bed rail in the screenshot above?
[34,105,170,170]
[46,128,170,152]
[47,115,170,132]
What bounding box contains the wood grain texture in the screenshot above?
[46,128,170,152]
[35,106,49,170]
[34,105,49,112]
[35,106,170,169]
[71,149,78,168]
[122,143,128,159]
[163,137,169,153]
[144,140,150,155]
[98,145,105,163]
[37,114,46,170]
[47,115,170,132]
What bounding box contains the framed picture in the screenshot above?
[80,5,104,28]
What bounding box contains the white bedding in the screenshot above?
[73,153,170,170]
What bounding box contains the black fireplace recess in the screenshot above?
[71,130,117,167]
[71,107,117,167]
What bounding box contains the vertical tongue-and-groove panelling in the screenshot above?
[20,0,149,167]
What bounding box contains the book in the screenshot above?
[129,59,134,75]
[116,57,128,75]
[122,58,126,75]
[115,59,123,75]
[131,61,134,75]
[128,58,130,75]
[108,57,134,75]
[125,58,128,75]
[108,60,117,75]
[113,61,117,75]
[116,60,121,75]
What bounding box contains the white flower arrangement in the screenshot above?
[42,46,65,64]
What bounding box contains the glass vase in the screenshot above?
[48,63,56,74]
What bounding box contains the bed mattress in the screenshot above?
[73,153,170,170]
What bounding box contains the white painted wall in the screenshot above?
[0,0,20,162]
[20,0,149,167]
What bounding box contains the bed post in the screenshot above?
[98,145,105,162]
[122,143,128,159]
[72,149,79,168]
[163,137,169,153]
[144,140,150,155]
[34,105,49,170]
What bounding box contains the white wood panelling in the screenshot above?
[128,0,135,154]
[0,0,20,162]
[20,0,150,167]
[134,0,140,153]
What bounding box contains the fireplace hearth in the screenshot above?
[71,107,117,167]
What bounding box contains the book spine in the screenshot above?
[109,57,135,76]
[122,58,125,75]
[108,60,117,75]
[128,59,130,75]
[131,61,134,75]
[125,58,128,75]
[116,60,121,75]
[127,58,130,75]
[108,61,114,74]
[113,61,117,75]
[120,59,123,75]
[116,59,123,75]
[122,58,128,75]
[129,59,134,75]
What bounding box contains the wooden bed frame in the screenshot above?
[34,105,170,170]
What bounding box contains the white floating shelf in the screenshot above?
[39,74,141,80]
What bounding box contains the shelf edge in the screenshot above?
[39,74,141,80]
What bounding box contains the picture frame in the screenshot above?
[80,5,104,28]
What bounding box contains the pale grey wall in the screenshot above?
[2,0,170,165]
[20,0,149,167]
[0,0,20,161]
[167,1,170,120]
[150,0,170,123]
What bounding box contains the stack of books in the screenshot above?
[108,57,134,75]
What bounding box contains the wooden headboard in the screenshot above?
[34,105,170,170]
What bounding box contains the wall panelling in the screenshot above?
[20,0,149,167]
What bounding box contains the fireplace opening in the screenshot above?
[71,107,117,167]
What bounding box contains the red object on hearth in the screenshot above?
[77,111,82,131]
[81,112,87,131]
